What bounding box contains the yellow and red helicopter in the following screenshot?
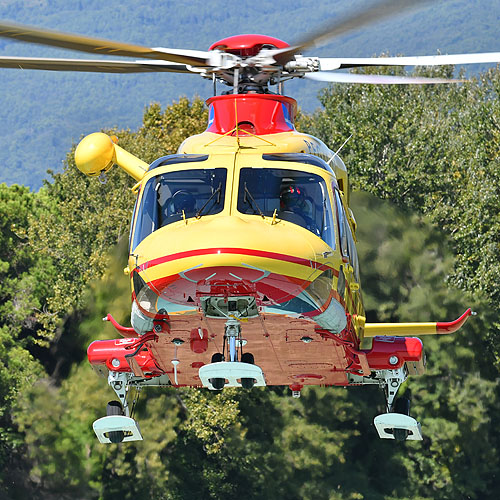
[1,0,499,443]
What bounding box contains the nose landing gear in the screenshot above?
[199,317,265,390]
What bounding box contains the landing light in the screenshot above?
[389,355,399,365]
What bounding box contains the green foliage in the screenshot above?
[140,97,208,158]
[1,68,500,497]
[2,0,500,188]
[352,192,500,499]
[0,97,206,495]
[27,97,207,340]
[352,191,463,323]
[302,65,500,361]
[0,184,46,479]
[9,189,499,500]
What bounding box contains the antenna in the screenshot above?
[327,134,352,165]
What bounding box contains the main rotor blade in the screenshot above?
[0,21,211,66]
[319,52,500,70]
[271,0,430,65]
[0,56,193,73]
[305,72,463,84]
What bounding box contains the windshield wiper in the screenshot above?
[243,183,265,218]
[196,183,222,218]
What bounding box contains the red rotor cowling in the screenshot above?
[209,34,289,57]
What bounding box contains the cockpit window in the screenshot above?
[237,167,335,247]
[131,168,227,250]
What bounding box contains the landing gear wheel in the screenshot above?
[393,396,411,442]
[209,353,226,390]
[211,352,224,363]
[393,428,408,442]
[241,377,255,389]
[241,352,254,364]
[106,401,125,444]
[210,377,225,390]
[240,352,255,389]
[394,396,411,415]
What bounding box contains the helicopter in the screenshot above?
[1,0,498,444]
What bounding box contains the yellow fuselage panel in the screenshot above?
[178,130,349,202]
[130,152,339,282]
[128,143,363,338]
[131,214,337,284]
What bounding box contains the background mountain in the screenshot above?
[0,0,500,188]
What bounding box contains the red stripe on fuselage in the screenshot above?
[135,247,338,275]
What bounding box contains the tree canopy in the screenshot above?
[0,65,499,498]
[300,64,500,360]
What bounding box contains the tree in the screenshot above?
[4,77,500,498]
[0,184,47,490]
[27,97,208,341]
[12,192,500,500]
[301,65,500,363]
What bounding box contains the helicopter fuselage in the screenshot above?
[87,94,427,391]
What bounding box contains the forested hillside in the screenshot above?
[0,0,500,187]
[0,58,499,498]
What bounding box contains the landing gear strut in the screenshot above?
[348,367,423,441]
[92,371,143,444]
[374,368,422,441]
[199,317,265,390]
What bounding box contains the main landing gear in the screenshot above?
[349,367,423,441]
[198,317,266,391]
[92,371,143,444]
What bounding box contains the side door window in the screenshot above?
[334,189,349,259]
[334,189,359,283]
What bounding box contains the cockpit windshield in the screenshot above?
[237,168,335,247]
[131,168,227,250]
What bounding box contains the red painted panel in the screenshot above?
[148,267,312,306]
[87,338,163,376]
[436,308,472,333]
[190,328,209,353]
[209,34,289,55]
[136,247,332,273]
[364,336,423,370]
[206,95,297,135]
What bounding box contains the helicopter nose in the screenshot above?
[135,215,324,274]
[132,214,335,305]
